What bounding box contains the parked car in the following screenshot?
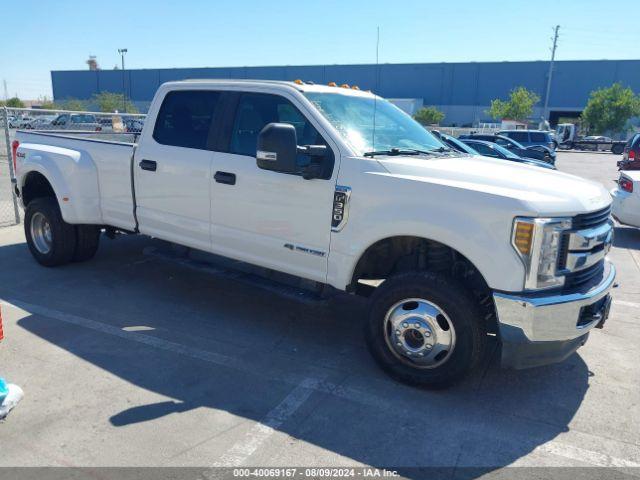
[97,117,114,130]
[432,132,479,155]
[8,116,24,128]
[611,171,640,228]
[123,117,145,133]
[435,132,553,170]
[498,129,556,151]
[617,133,640,170]
[23,115,57,129]
[51,113,102,131]
[18,116,35,128]
[14,79,615,388]
[460,139,556,169]
[459,134,556,164]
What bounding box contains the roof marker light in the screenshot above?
[294,79,303,85]
[351,85,360,90]
[340,84,350,89]
[328,82,337,87]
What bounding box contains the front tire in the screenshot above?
[365,272,486,388]
[24,197,77,267]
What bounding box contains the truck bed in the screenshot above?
[16,131,139,231]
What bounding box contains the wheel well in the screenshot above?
[22,172,56,207]
[350,236,497,332]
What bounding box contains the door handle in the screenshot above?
[214,171,236,185]
[139,159,157,172]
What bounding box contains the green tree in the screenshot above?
[581,83,640,135]
[37,96,59,110]
[59,98,87,111]
[91,91,138,113]
[6,97,25,108]
[413,106,445,126]
[488,87,540,121]
[39,100,60,110]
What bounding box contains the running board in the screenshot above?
[143,243,336,306]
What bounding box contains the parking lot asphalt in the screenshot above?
[0,151,639,476]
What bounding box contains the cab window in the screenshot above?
[230,93,322,157]
[153,90,220,150]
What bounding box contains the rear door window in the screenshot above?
[153,90,221,150]
[470,143,498,157]
[56,114,69,125]
[71,114,96,123]
[495,137,511,148]
[509,131,529,143]
[530,132,547,142]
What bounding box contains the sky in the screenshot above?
[1,0,638,99]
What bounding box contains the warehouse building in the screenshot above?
[51,59,640,126]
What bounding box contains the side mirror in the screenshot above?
[256,123,298,174]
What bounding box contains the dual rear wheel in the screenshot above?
[24,197,100,267]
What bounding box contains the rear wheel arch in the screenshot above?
[21,171,57,207]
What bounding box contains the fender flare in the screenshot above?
[18,144,102,225]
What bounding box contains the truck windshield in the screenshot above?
[305,92,445,157]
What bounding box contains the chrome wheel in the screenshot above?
[383,298,456,369]
[30,212,53,254]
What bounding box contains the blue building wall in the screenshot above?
[51,60,640,125]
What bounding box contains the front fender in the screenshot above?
[327,168,527,292]
[18,143,102,225]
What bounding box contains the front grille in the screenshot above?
[557,206,612,285]
[564,261,605,289]
[572,206,612,230]
[557,235,570,270]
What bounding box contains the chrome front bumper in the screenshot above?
[493,260,616,369]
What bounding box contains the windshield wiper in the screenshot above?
[426,146,452,153]
[364,147,446,157]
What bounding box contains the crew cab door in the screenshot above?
[133,90,221,250]
[209,91,338,283]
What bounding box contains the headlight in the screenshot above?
[512,217,572,290]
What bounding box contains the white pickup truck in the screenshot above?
[13,80,616,387]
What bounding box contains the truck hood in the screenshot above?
[377,154,611,215]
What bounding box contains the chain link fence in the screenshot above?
[1,107,146,228]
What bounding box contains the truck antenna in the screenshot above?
[372,27,380,152]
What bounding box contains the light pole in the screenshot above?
[543,26,560,122]
[118,48,128,111]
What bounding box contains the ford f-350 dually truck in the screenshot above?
[13,80,615,387]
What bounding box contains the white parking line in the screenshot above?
[615,300,640,309]
[210,378,320,468]
[537,441,640,468]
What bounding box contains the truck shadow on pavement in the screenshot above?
[1,235,593,478]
